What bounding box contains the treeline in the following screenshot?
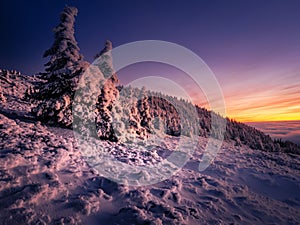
[115,85,300,154]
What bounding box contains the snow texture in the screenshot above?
[0,69,300,225]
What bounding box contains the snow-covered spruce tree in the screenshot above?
[146,95,181,136]
[109,86,134,142]
[94,40,120,141]
[118,86,150,142]
[126,87,143,136]
[136,87,154,138]
[32,6,88,127]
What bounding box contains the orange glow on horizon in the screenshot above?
[226,112,300,123]
[223,94,300,122]
[193,91,300,123]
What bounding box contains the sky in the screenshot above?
[0,0,299,122]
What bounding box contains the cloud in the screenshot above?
[247,121,300,145]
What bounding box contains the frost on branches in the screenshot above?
[32,6,88,127]
[94,40,120,141]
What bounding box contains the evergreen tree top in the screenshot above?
[95,40,113,59]
[43,6,83,73]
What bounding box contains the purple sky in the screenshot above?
[1,0,299,121]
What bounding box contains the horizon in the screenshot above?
[246,120,300,146]
[1,0,299,122]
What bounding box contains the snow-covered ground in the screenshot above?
[0,74,300,224]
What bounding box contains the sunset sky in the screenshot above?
[1,0,299,122]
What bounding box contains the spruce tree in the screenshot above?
[138,87,153,131]
[32,6,88,127]
[94,40,120,141]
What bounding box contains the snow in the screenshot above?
[0,72,299,224]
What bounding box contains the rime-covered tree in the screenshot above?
[94,40,120,141]
[32,6,88,127]
[42,6,85,81]
[137,87,154,136]
[127,87,142,133]
[118,86,147,142]
[94,40,114,79]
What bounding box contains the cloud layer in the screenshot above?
[247,121,300,145]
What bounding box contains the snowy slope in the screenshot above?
[0,73,299,225]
